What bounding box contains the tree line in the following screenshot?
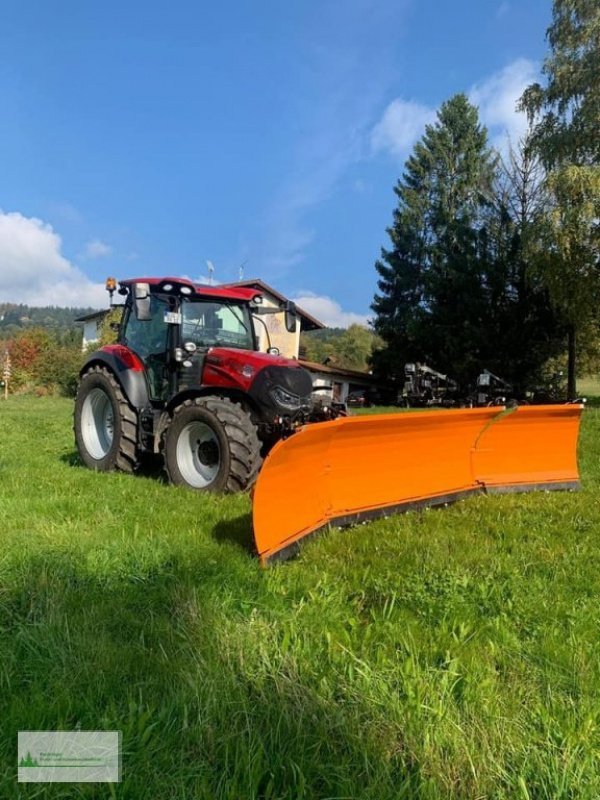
[0,303,95,339]
[300,325,382,372]
[371,0,599,397]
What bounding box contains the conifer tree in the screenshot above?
[372,95,566,391]
[372,95,497,387]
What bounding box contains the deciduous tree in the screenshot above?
[520,0,600,397]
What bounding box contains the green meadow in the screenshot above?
[1,396,600,798]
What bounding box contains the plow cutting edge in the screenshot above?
[252,404,583,564]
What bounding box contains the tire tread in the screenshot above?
[75,365,139,473]
[164,396,261,492]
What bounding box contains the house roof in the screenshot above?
[220,279,325,331]
[75,310,110,323]
[298,359,382,385]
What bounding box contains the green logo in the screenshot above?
[19,753,40,768]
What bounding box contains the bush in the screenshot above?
[37,346,83,396]
[4,328,83,397]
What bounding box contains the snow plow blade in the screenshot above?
[252,405,583,564]
[472,404,583,493]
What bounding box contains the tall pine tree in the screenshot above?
[372,95,497,388]
[372,95,564,390]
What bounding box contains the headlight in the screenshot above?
[270,385,304,410]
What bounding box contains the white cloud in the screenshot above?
[292,291,369,328]
[469,58,537,150]
[496,1,510,18]
[84,239,112,258]
[370,99,436,157]
[179,272,212,285]
[371,58,538,160]
[0,210,106,307]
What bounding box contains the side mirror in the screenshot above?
[284,300,297,333]
[267,347,280,356]
[134,283,152,321]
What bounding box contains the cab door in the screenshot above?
[121,295,172,401]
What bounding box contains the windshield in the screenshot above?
[181,299,255,350]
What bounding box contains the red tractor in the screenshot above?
[74,277,323,492]
[73,278,585,565]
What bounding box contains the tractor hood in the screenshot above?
[204,346,303,379]
[202,347,313,415]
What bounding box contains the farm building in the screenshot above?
[221,278,324,359]
[298,358,384,405]
[75,309,110,350]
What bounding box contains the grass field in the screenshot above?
[1,397,600,798]
[577,376,600,399]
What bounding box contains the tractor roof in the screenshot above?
[119,277,259,303]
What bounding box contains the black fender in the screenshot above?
[81,349,150,410]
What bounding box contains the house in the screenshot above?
[297,358,384,405]
[75,310,110,351]
[221,279,325,359]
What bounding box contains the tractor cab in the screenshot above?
[118,279,259,402]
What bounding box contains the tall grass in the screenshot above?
[1,397,600,798]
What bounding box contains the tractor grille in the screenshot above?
[250,366,313,415]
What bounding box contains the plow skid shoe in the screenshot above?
[252,405,583,564]
[472,404,583,493]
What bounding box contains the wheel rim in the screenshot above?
[176,421,221,488]
[81,387,114,460]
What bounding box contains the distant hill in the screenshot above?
[302,327,346,345]
[0,303,97,339]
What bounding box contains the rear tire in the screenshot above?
[163,397,261,493]
[74,366,139,473]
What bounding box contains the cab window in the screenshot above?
[122,295,170,359]
[182,301,254,350]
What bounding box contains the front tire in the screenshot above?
[163,397,261,493]
[74,366,139,473]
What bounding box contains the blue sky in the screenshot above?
[0,0,551,325]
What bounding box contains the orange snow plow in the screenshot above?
[472,404,582,492]
[252,404,583,564]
